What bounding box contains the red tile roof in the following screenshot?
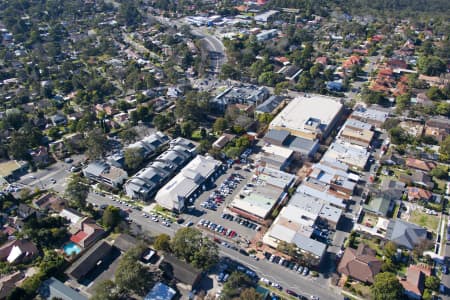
[70,231,88,245]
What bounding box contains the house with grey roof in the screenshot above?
[255,95,285,115]
[385,220,428,250]
[83,161,128,188]
[39,277,87,300]
[363,196,393,217]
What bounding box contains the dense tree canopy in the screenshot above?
[171,227,219,270]
[371,272,404,300]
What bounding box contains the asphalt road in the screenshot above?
[17,154,85,193]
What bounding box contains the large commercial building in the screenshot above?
[228,167,296,223]
[263,129,320,158]
[269,95,344,141]
[263,188,343,266]
[155,155,222,211]
[124,138,197,200]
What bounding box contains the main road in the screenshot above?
[155,16,227,73]
[87,193,343,300]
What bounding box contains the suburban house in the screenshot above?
[405,158,436,172]
[83,161,128,188]
[66,240,115,282]
[399,171,435,190]
[406,187,433,202]
[212,133,236,150]
[161,254,202,291]
[70,219,105,248]
[0,239,38,264]
[337,243,382,284]
[385,220,428,250]
[33,193,67,212]
[39,277,87,300]
[399,264,432,300]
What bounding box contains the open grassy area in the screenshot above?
[409,210,440,232]
[344,281,371,299]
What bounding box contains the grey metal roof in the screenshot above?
[385,220,427,250]
[284,135,320,156]
[83,161,108,177]
[264,129,290,144]
[40,277,87,300]
[292,233,327,258]
[256,95,285,113]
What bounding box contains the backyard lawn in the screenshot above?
[409,210,440,232]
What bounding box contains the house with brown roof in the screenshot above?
[0,239,38,264]
[407,187,433,202]
[33,193,67,212]
[337,243,382,284]
[405,158,436,172]
[399,264,432,299]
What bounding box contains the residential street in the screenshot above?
[86,193,343,300]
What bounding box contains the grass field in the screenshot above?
[409,210,440,232]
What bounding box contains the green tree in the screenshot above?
[171,227,219,270]
[440,135,450,161]
[389,126,409,145]
[119,128,138,145]
[115,246,155,296]
[91,280,119,300]
[426,86,444,100]
[65,174,90,208]
[102,206,121,230]
[430,165,448,180]
[222,272,255,299]
[85,129,107,160]
[417,55,446,76]
[371,272,404,300]
[154,234,171,251]
[237,288,263,300]
[213,117,228,133]
[425,275,440,292]
[395,93,411,112]
[124,147,144,171]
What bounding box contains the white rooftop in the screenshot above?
[155,155,221,210]
[322,140,370,170]
[269,95,343,136]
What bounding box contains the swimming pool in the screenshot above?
[63,242,82,256]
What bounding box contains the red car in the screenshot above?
[286,290,297,297]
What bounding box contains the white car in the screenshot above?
[260,277,270,285]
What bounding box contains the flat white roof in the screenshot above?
[322,140,370,169]
[261,144,294,159]
[269,95,343,135]
[155,155,221,210]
